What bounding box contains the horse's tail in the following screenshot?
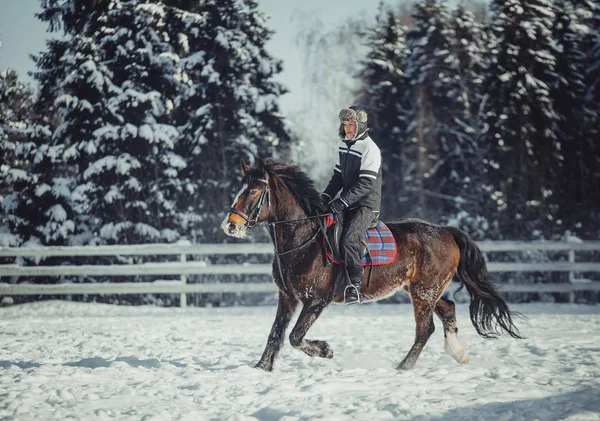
[445,226,524,339]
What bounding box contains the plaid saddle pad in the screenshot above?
[324,216,397,266]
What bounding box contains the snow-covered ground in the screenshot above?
[1,301,599,421]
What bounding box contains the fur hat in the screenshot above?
[338,106,368,140]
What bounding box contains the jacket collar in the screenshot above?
[356,130,369,140]
[343,129,369,144]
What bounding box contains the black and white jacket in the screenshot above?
[322,131,382,211]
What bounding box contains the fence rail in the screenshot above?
[1,241,599,306]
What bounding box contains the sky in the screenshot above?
[0,0,385,116]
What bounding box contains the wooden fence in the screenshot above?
[1,241,599,306]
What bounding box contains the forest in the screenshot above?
[1,0,599,305]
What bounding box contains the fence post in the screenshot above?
[569,249,575,304]
[180,253,187,308]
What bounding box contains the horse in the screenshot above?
[221,157,523,372]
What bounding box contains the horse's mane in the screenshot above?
[262,158,326,217]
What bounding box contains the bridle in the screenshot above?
[229,175,330,230]
[228,174,332,293]
[228,176,271,229]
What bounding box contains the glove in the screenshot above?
[320,193,331,207]
[328,198,346,214]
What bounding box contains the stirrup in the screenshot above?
[344,284,361,305]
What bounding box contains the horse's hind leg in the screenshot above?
[397,296,435,370]
[289,300,333,359]
[435,297,469,364]
[255,291,298,372]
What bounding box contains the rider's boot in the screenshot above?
[344,266,363,305]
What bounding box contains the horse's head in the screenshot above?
[221,158,271,238]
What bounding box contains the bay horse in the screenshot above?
[222,158,522,372]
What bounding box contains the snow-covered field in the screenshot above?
[1,301,599,421]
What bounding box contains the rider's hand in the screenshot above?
[320,193,331,208]
[329,198,346,214]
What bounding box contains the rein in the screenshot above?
[268,226,321,256]
[231,175,332,293]
[267,214,330,294]
[264,213,330,226]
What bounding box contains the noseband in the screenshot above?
[229,176,270,229]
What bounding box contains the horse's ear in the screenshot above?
[256,157,266,175]
[241,159,251,175]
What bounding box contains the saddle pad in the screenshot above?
[324,216,397,266]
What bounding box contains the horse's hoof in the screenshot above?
[444,335,469,365]
[254,361,273,372]
[317,342,334,359]
[449,347,469,365]
[396,361,415,371]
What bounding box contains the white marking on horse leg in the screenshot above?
[444,331,469,364]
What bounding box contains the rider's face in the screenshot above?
[343,121,356,139]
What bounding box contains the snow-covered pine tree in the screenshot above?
[1,38,78,294]
[551,0,598,234]
[37,0,109,32]
[49,1,186,246]
[481,0,560,238]
[0,70,28,196]
[3,123,75,253]
[451,5,487,121]
[356,5,409,220]
[402,0,475,224]
[445,4,495,239]
[34,1,111,113]
[167,0,293,242]
[587,1,600,116]
[582,0,600,233]
[0,68,37,247]
[8,0,110,254]
[30,40,70,124]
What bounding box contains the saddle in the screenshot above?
[323,214,397,267]
[322,214,398,299]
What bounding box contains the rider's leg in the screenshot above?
[341,207,374,304]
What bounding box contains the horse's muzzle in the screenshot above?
[227,222,237,235]
[221,215,247,238]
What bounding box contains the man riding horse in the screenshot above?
[223,144,522,371]
[321,106,382,304]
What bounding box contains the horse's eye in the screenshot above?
[249,189,259,196]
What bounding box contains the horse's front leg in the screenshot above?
[289,299,333,359]
[255,290,298,372]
